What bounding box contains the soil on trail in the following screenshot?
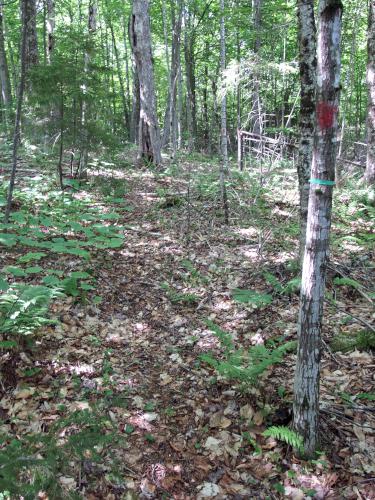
[1,157,374,499]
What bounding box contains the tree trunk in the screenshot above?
[297,0,317,263]
[109,21,130,135]
[220,0,229,224]
[130,0,162,166]
[251,0,262,136]
[293,0,343,458]
[46,0,55,63]
[162,0,182,152]
[0,5,12,112]
[79,0,96,176]
[184,11,196,151]
[5,0,27,223]
[130,58,140,144]
[23,0,39,73]
[366,0,375,185]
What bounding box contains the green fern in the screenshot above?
[333,277,361,290]
[200,322,296,384]
[263,426,303,451]
[232,288,273,307]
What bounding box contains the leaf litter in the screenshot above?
[0,154,374,499]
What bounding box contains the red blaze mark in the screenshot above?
[317,101,338,130]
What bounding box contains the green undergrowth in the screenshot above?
[0,407,124,499]
[0,163,129,353]
[200,321,297,385]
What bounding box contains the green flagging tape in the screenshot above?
[309,178,336,186]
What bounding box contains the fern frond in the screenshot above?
[263,426,303,451]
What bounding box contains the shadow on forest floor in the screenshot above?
[0,144,374,498]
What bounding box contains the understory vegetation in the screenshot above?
[0,141,373,498]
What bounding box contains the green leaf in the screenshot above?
[232,289,273,306]
[0,279,9,291]
[333,277,361,289]
[25,266,43,274]
[42,276,61,286]
[0,340,18,349]
[18,252,46,263]
[263,426,303,451]
[4,266,26,277]
[107,238,123,248]
[70,271,91,279]
[80,283,95,291]
[0,233,17,247]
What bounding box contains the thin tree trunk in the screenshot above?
[202,40,210,153]
[251,0,262,136]
[297,0,316,264]
[130,57,140,144]
[5,0,27,224]
[220,0,229,224]
[57,93,64,189]
[130,0,162,166]
[79,0,96,177]
[184,11,196,151]
[0,4,12,118]
[122,12,132,132]
[293,0,343,458]
[46,0,55,63]
[162,0,182,151]
[366,0,375,185]
[109,21,130,135]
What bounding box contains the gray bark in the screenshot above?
[130,0,162,165]
[46,0,55,63]
[5,0,27,223]
[220,0,229,224]
[0,5,12,109]
[109,21,130,135]
[184,11,196,151]
[251,0,262,136]
[293,0,343,458]
[162,0,183,152]
[366,0,375,185]
[79,0,96,176]
[23,0,39,73]
[297,0,317,263]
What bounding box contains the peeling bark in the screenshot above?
[293,0,343,458]
[297,0,317,263]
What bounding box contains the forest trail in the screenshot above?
[1,156,374,499]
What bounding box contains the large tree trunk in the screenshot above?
[293,0,343,458]
[0,5,12,110]
[366,0,375,186]
[23,0,39,73]
[297,0,316,263]
[219,0,229,224]
[130,0,162,166]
